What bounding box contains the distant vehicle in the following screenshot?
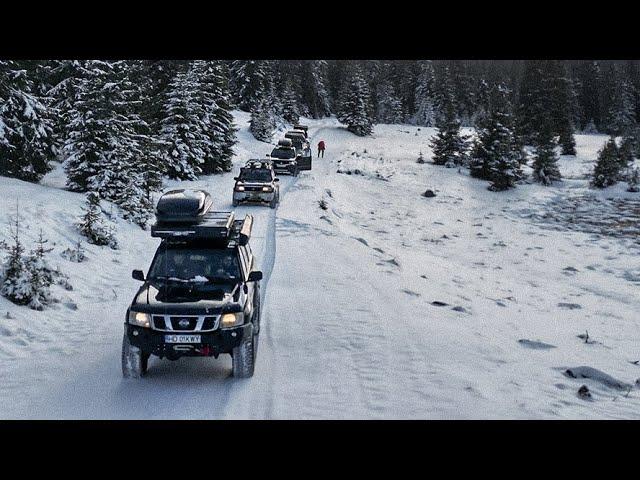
[293,124,309,138]
[123,190,262,378]
[269,140,299,176]
[284,131,312,171]
[232,160,280,208]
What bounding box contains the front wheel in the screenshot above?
[232,198,239,207]
[232,336,255,378]
[122,333,148,378]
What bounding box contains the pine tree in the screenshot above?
[280,80,300,124]
[159,67,208,180]
[531,116,561,185]
[470,84,522,190]
[0,205,30,306]
[413,61,437,127]
[592,137,621,188]
[298,60,331,118]
[250,96,276,142]
[606,66,637,136]
[78,192,117,247]
[24,229,55,310]
[430,79,469,167]
[0,61,55,182]
[618,135,636,169]
[627,167,639,192]
[63,61,161,205]
[229,60,268,112]
[337,66,374,136]
[376,80,404,124]
[191,60,236,174]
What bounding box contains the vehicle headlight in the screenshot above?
[262,186,273,192]
[128,311,151,328]
[236,185,245,192]
[220,312,243,328]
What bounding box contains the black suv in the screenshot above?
[284,130,312,171]
[269,139,299,176]
[123,190,263,379]
[232,160,280,208]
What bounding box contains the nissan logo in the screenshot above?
[178,319,190,328]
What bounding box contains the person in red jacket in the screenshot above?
[317,140,326,158]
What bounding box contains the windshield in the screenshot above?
[271,147,296,159]
[148,247,241,282]
[239,168,272,182]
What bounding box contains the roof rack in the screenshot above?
[151,212,254,246]
[244,159,273,168]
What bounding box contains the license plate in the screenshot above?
[164,334,201,344]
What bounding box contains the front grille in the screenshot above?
[170,317,198,330]
[244,186,263,192]
[151,315,219,332]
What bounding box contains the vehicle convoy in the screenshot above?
[293,124,309,138]
[122,189,263,379]
[232,159,280,208]
[269,139,300,176]
[285,130,312,171]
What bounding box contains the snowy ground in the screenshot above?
[1,113,639,419]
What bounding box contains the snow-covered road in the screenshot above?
[1,113,639,419]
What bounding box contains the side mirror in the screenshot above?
[233,176,239,181]
[274,178,280,182]
[265,153,271,157]
[247,271,263,282]
[132,269,145,281]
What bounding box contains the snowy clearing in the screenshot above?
[1,112,639,419]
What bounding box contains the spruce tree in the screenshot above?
[229,60,268,112]
[250,96,276,142]
[298,60,331,118]
[191,60,236,174]
[0,61,55,182]
[376,80,404,124]
[0,206,30,306]
[337,66,374,136]
[531,116,561,185]
[606,73,637,136]
[430,82,469,167]
[159,68,208,180]
[591,137,621,188]
[63,60,161,206]
[413,61,437,127]
[627,167,639,192]
[470,84,522,190]
[280,80,301,124]
[78,192,117,247]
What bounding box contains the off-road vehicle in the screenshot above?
[293,124,308,138]
[232,159,280,208]
[269,139,300,176]
[285,130,312,171]
[122,189,263,379]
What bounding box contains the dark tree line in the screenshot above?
[3,60,640,198]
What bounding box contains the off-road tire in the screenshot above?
[122,333,147,378]
[232,198,239,207]
[269,196,277,209]
[232,336,255,378]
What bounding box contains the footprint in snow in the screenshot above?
[431,301,449,307]
[401,289,420,297]
[558,302,582,310]
[518,339,557,350]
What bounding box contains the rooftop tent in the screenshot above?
[155,189,213,224]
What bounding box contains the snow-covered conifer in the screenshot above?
[250,96,276,142]
[0,61,55,182]
[413,61,437,127]
[531,119,561,185]
[78,192,118,248]
[591,137,621,188]
[470,84,522,190]
[430,83,469,167]
[337,67,374,136]
[627,167,639,192]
